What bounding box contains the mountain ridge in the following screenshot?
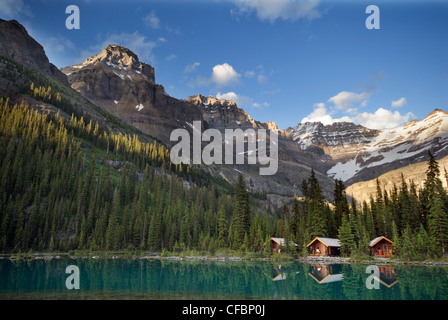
[287,109,448,185]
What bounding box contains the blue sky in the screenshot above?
[1,0,447,130]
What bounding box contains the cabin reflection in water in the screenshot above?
[270,265,299,281]
[375,265,398,288]
[308,264,343,284]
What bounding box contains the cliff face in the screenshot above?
[187,94,276,131]
[0,19,69,86]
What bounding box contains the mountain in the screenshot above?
[0,19,68,86]
[62,44,204,144]
[62,45,336,201]
[288,109,448,188]
[59,43,448,203]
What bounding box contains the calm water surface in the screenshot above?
[0,258,447,300]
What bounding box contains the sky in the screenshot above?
[1,0,447,130]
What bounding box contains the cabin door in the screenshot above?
[383,244,388,257]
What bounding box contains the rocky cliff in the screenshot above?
[0,19,68,86]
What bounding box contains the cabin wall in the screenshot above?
[310,242,328,256]
[370,239,393,257]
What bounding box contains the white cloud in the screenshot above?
[216,91,251,106]
[211,63,241,87]
[216,91,240,102]
[391,97,407,108]
[232,0,321,23]
[0,0,30,18]
[301,103,352,125]
[184,62,200,73]
[143,10,161,29]
[328,91,370,110]
[301,103,414,130]
[355,108,414,130]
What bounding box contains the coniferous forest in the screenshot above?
[1,89,448,261]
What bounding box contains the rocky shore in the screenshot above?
[1,252,448,266]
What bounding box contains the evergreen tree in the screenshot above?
[338,215,355,257]
[427,180,448,256]
[333,179,350,227]
[231,175,251,245]
[217,205,228,248]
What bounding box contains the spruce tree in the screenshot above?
[427,180,448,255]
[338,215,355,257]
[232,175,250,244]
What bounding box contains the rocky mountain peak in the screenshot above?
[0,18,68,86]
[289,121,378,151]
[64,44,155,83]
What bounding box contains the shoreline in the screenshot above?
[2,252,448,267]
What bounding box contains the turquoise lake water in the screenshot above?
[0,258,447,300]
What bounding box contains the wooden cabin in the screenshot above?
[270,237,298,254]
[369,236,393,258]
[307,237,341,256]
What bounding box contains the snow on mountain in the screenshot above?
[289,109,448,182]
[62,44,155,84]
[289,121,377,151]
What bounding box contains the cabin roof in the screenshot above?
[307,237,341,248]
[271,237,298,247]
[308,273,344,284]
[369,236,393,247]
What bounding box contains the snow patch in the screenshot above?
[113,71,124,80]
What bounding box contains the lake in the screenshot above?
[1,258,448,300]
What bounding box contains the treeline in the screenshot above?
[0,99,275,253]
[275,152,448,260]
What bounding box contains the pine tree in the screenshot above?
[338,215,355,257]
[334,179,350,227]
[427,180,448,256]
[421,151,441,227]
[400,225,416,260]
[231,175,251,244]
